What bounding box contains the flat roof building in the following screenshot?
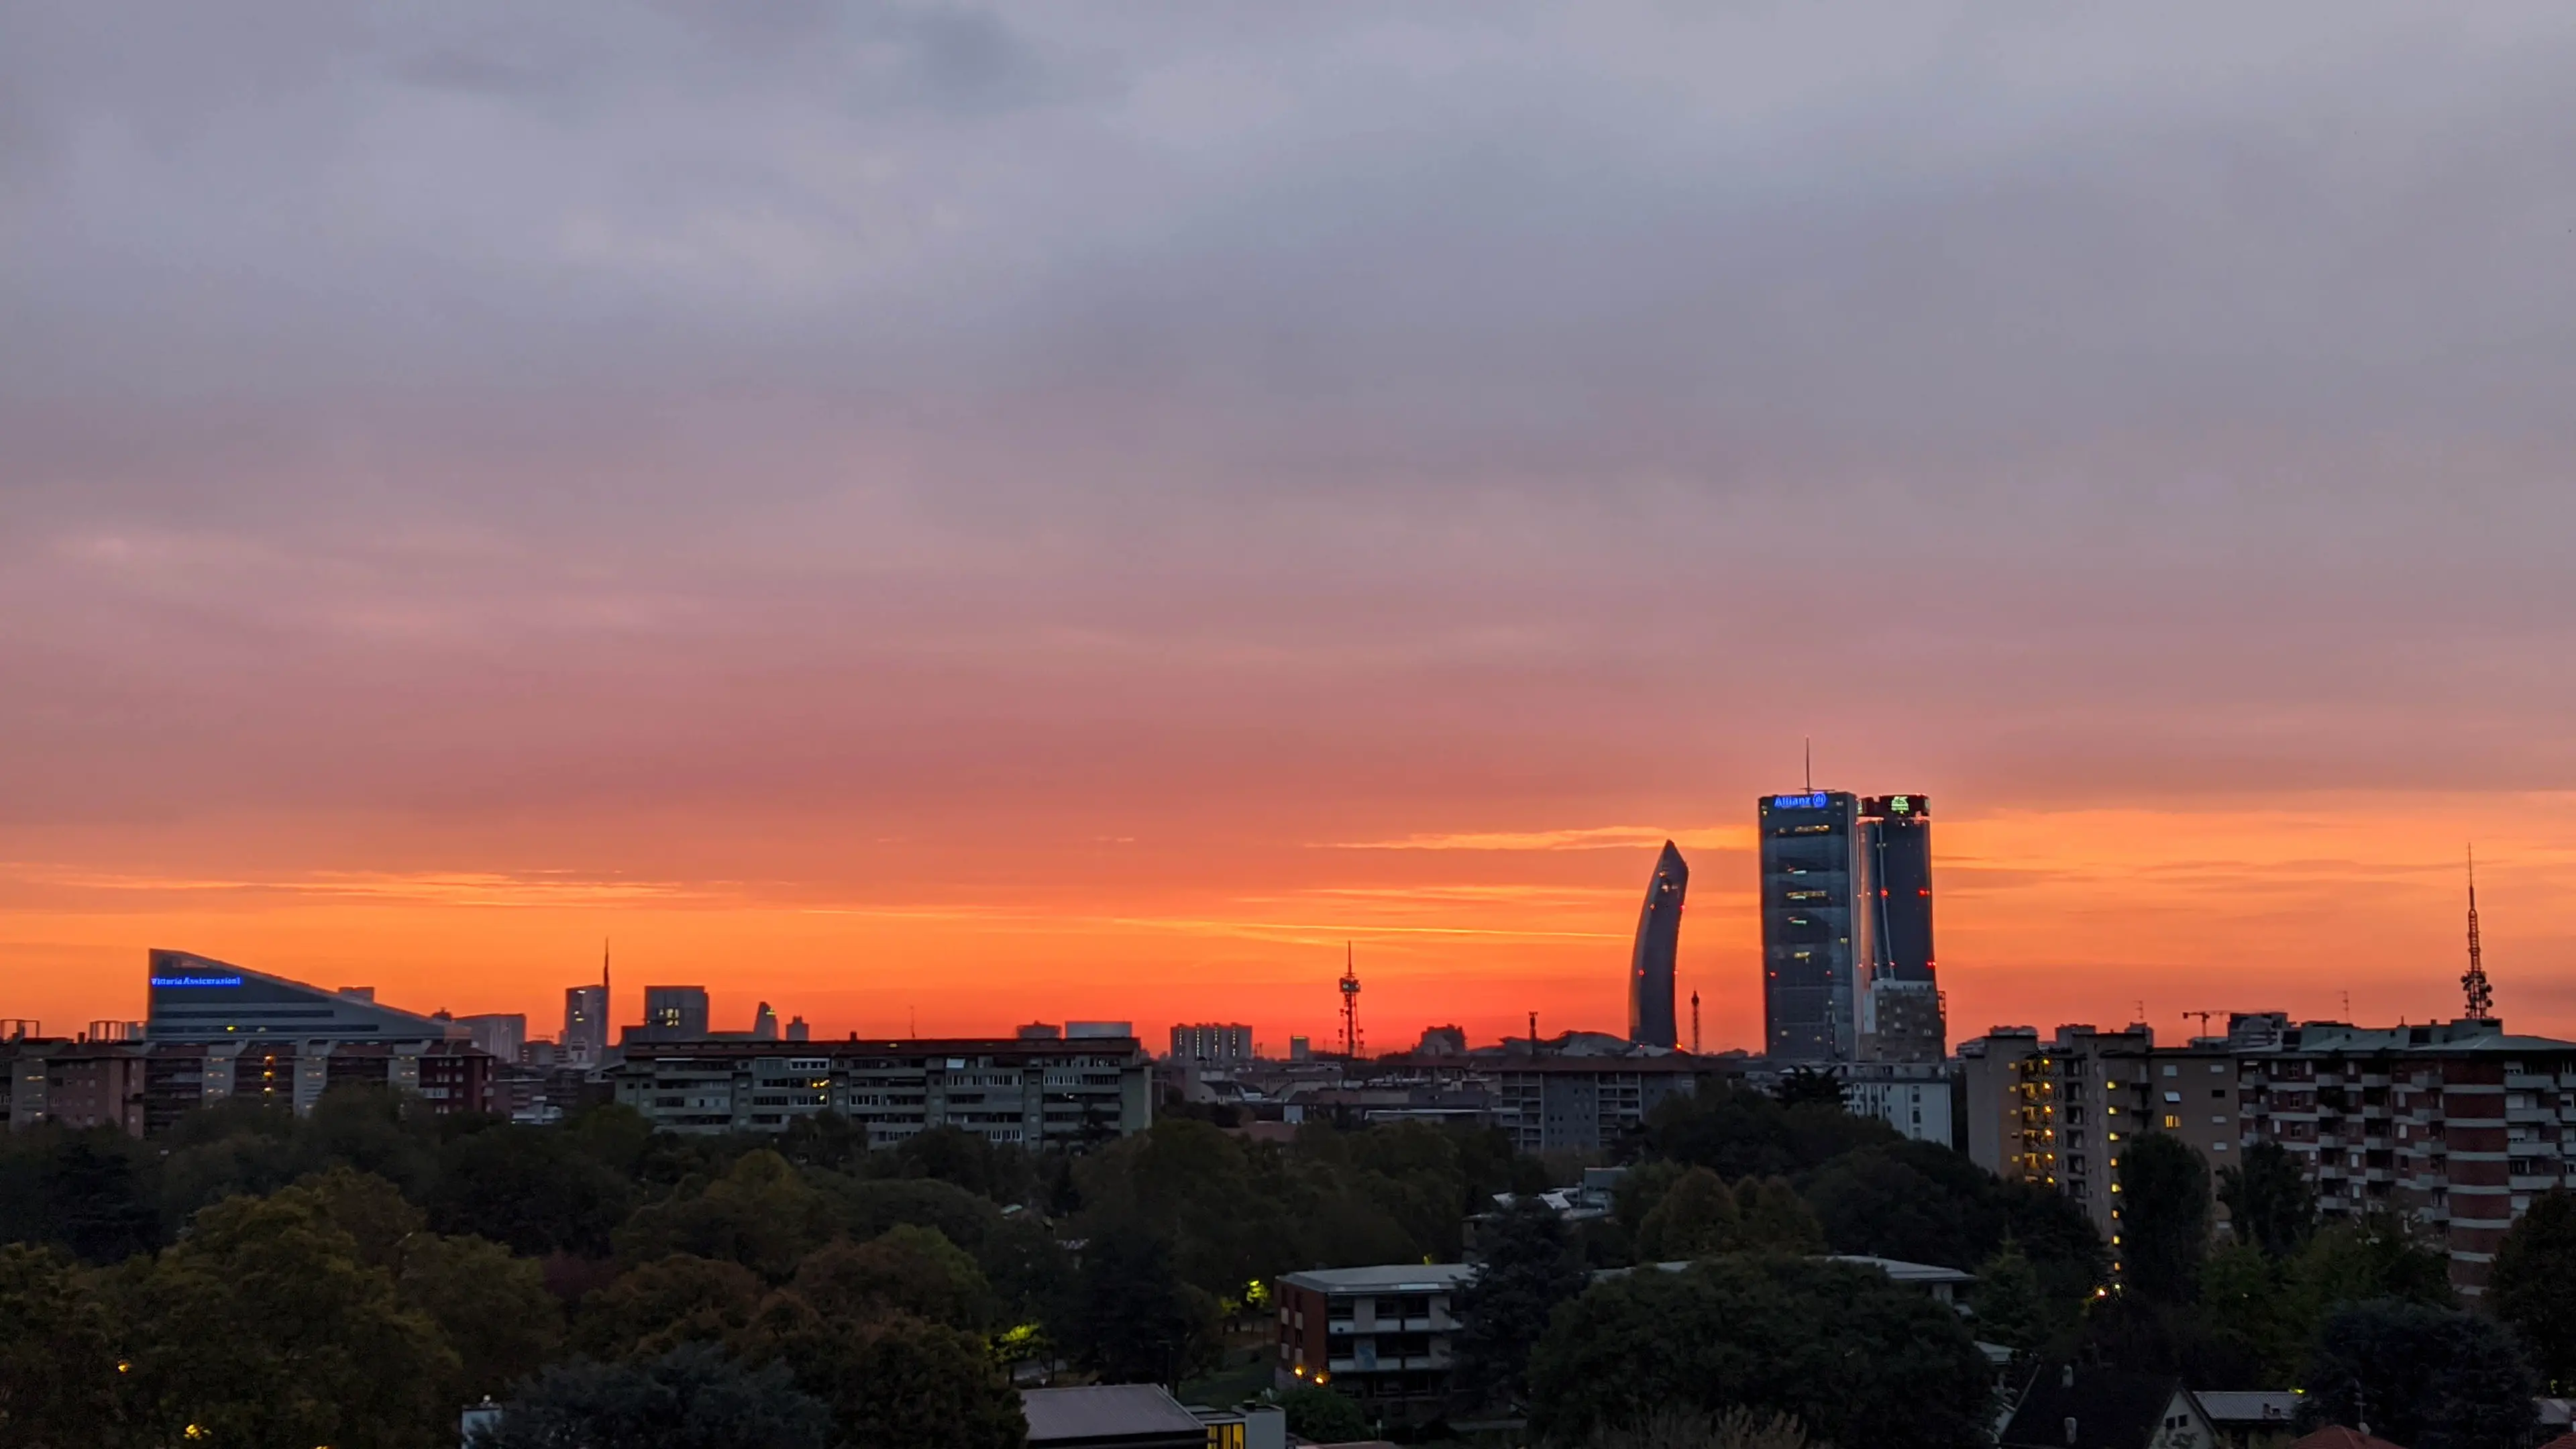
[608,1036,1152,1145]
[145,949,462,1044]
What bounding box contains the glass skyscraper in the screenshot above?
[1758,792,1868,1062]
[1859,794,1945,1062]
[1628,841,1687,1049]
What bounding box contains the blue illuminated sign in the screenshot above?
[150,975,243,988]
[1770,793,1831,810]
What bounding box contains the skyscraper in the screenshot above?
[1858,794,1945,1062]
[1628,841,1687,1049]
[1758,791,1871,1063]
[563,985,608,1066]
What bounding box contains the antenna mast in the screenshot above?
[2463,845,2493,1020]
[1690,990,1702,1055]
[1339,943,1363,1059]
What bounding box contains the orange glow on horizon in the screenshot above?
[5,790,2571,1053]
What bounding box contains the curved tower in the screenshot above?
[1629,841,1688,1048]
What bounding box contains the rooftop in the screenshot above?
[2196,1391,2300,1426]
[1277,1263,1474,1293]
[1022,1385,1206,1446]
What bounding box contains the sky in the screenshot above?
[5,2,2575,1053]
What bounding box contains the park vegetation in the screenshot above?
[1,1078,2571,1448]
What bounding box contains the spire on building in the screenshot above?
[2463,845,2493,1020]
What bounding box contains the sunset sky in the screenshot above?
[5,3,2574,1051]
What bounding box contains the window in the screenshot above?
[2212,1088,2228,1099]
[2163,1115,2181,1129]
[2163,1065,2178,1077]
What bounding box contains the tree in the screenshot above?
[1278,1384,1371,1444]
[1803,1147,1993,1268]
[0,1244,129,1448]
[1527,1256,1992,1449]
[1055,1220,1219,1385]
[2216,1140,2316,1259]
[1582,1406,1813,1449]
[475,1343,831,1449]
[790,1226,994,1331]
[1635,1167,1739,1260]
[574,1254,769,1360]
[21,1132,161,1264]
[1771,1067,1847,1109]
[398,1230,567,1401]
[616,1151,840,1279]
[1733,1177,1824,1252]
[2284,1212,2456,1338]
[115,1189,458,1449]
[1971,1240,2046,1352]
[430,1125,633,1256]
[1452,1196,1587,1408]
[2489,1188,2576,1392]
[753,1310,1026,1449]
[2115,1133,2208,1304]
[2297,1299,2538,1449]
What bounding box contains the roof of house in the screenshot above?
[2195,1391,2300,1426]
[2286,1427,2410,1449]
[2533,1433,2576,1449]
[1829,1254,1976,1286]
[1021,1385,1207,1446]
[1277,1263,1474,1293]
[1999,1365,2194,1449]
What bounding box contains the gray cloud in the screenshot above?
[5,1,2576,838]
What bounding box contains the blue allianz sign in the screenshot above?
[1769,792,1831,810]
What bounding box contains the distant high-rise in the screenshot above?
[563,985,608,1065]
[1858,794,1944,1062]
[1628,842,1687,1048]
[640,985,710,1041]
[752,1002,780,1041]
[1758,792,1870,1063]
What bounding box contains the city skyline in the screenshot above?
[10,806,2561,1055]
[5,5,2575,1049]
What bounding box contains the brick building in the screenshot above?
[2237,1020,2576,1296]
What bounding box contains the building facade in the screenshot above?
[563,984,610,1066]
[1758,791,1870,1063]
[608,1036,1153,1144]
[1170,1023,1254,1067]
[1493,1055,1703,1154]
[2237,1020,2576,1296]
[144,949,464,1044]
[1627,841,1687,1049]
[1273,1263,1473,1428]
[1841,1061,1955,1146]
[5,1036,495,1134]
[1858,794,1945,1063]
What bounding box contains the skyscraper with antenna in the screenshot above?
[2463,846,2494,1021]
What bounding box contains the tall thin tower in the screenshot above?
[1339,943,1363,1059]
[2463,846,2493,1020]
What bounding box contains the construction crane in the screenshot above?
[2182,1010,2224,1037]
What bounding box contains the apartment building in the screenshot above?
[2238,1020,2576,1296]
[3,1036,496,1135]
[1273,1263,1474,1428]
[607,1036,1153,1145]
[1493,1054,1705,1154]
[1955,1023,2247,1269]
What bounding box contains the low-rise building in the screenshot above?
[1273,1263,1474,1428]
[1842,1061,1954,1145]
[607,1036,1152,1145]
